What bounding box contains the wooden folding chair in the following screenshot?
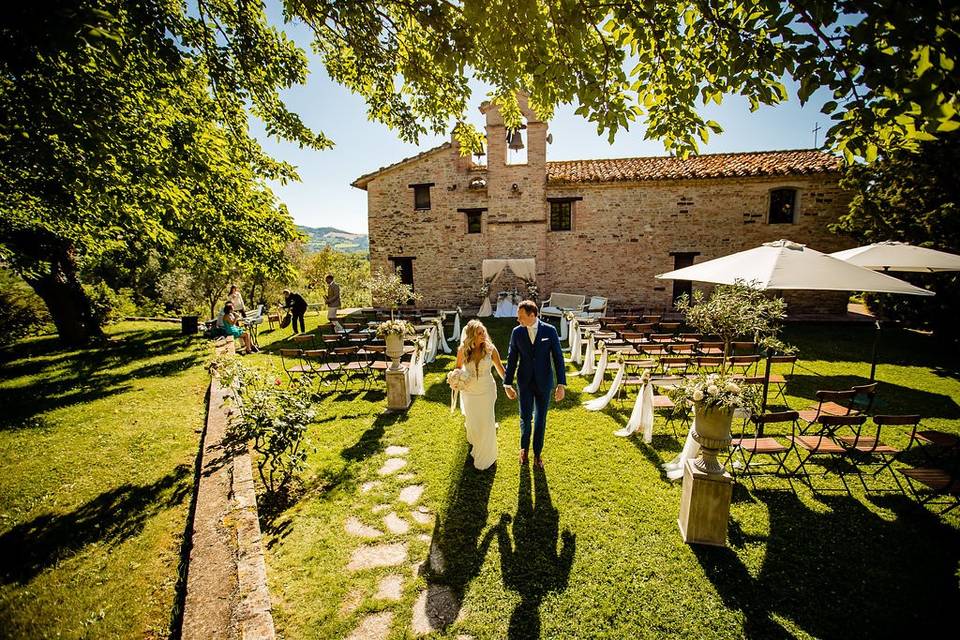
[729,411,799,491]
[898,466,960,514]
[836,414,916,492]
[727,355,760,377]
[798,389,856,431]
[730,341,757,355]
[791,414,866,493]
[279,348,309,381]
[659,322,681,334]
[302,348,343,390]
[766,355,797,403]
[697,341,724,356]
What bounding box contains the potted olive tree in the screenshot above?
[673,280,789,474]
[367,267,423,410]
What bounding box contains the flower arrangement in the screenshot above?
[480,279,493,298]
[668,372,758,412]
[596,340,606,352]
[376,318,415,337]
[524,278,539,302]
[446,367,471,391]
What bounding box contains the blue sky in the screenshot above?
[251,1,834,235]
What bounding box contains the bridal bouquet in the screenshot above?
[446,367,470,391]
[446,367,471,414]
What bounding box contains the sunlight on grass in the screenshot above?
[251,317,960,639]
[0,322,209,638]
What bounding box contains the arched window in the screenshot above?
[769,188,797,224]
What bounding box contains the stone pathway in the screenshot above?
[340,437,467,638]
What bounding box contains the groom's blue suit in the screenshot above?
[504,319,567,457]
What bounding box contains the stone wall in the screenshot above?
[363,101,854,316]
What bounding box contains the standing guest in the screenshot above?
[324,274,341,322]
[283,289,308,334]
[222,303,258,353]
[227,284,246,315]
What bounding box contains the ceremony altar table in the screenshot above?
[494,292,519,318]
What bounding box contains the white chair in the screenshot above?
[578,296,607,319]
[540,292,587,321]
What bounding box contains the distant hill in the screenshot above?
[297,226,369,254]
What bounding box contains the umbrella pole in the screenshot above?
[761,348,772,415]
[869,320,881,381]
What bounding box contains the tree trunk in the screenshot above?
[23,245,105,345]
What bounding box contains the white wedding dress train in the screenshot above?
[460,353,499,470]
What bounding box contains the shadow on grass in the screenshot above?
[498,465,576,640]
[419,436,498,632]
[0,464,192,585]
[0,328,204,431]
[694,489,960,638]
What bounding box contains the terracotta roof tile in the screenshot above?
[546,149,840,184]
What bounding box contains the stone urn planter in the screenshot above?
[385,333,404,370]
[691,403,734,475]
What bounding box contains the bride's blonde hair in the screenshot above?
[461,320,493,366]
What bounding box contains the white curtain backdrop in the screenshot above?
[478,258,536,316]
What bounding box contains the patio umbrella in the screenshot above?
[830,241,960,273]
[655,240,934,407]
[830,241,959,379]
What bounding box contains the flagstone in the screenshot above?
[384,446,410,456]
[411,585,461,635]
[375,574,404,601]
[347,543,408,571]
[345,517,383,539]
[378,458,407,475]
[384,512,410,535]
[398,484,424,505]
[345,612,394,640]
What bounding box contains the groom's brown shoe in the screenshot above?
[519,449,529,465]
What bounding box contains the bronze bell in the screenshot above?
[507,129,525,151]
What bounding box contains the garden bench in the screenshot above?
[540,292,586,321]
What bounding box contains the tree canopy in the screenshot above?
[0,0,319,342]
[833,133,960,337]
[289,0,958,160]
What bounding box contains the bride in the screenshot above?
[456,320,507,470]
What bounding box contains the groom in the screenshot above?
[503,300,566,468]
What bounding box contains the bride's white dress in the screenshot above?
[460,353,499,470]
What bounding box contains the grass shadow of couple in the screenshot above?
[425,439,576,638]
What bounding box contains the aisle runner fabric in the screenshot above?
[614,382,655,442]
[406,345,425,396]
[583,365,625,411]
[568,319,581,363]
[663,426,699,481]
[578,333,596,377]
[582,348,609,394]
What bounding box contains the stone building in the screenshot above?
[352,95,853,314]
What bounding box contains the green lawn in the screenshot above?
[249,316,960,639]
[0,322,209,638]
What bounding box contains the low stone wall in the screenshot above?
[181,338,275,639]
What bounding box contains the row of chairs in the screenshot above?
[728,411,960,513]
[278,344,410,391]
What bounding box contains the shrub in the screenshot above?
[0,269,51,344]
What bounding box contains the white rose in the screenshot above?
[707,384,720,396]
[725,382,741,394]
[692,390,704,402]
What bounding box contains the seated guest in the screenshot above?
[223,302,258,353]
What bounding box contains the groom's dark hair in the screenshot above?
[518,300,539,316]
